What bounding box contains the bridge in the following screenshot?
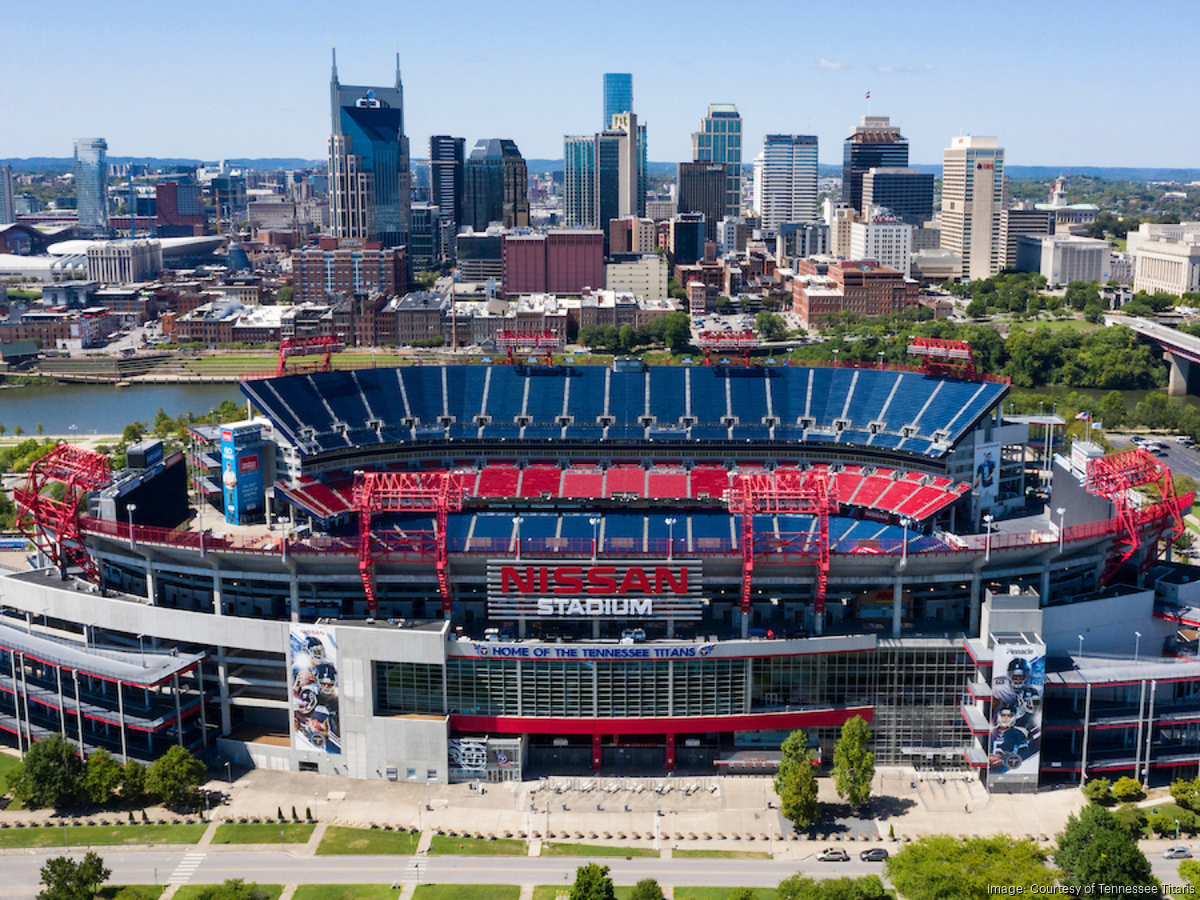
[1106,314,1200,396]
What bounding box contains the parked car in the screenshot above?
[860,847,890,862]
[817,848,850,862]
[1163,846,1192,859]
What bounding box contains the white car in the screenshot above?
[1163,846,1192,859]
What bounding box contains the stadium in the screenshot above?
[3,337,1198,794]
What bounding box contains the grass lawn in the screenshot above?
[211,822,315,844]
[672,848,772,859]
[428,834,527,855]
[676,890,778,900]
[314,826,419,856]
[98,887,165,900]
[0,753,21,809]
[173,886,281,900]
[538,841,659,858]
[0,823,207,848]
[413,888,520,900]
[292,887,399,900]
[1012,317,1103,334]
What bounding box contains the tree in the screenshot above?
[755,311,786,340]
[274,285,294,304]
[1111,776,1143,802]
[1082,777,1114,805]
[1171,776,1200,810]
[121,759,148,805]
[83,748,123,806]
[831,715,874,809]
[884,834,1056,900]
[13,424,23,436]
[630,878,664,900]
[146,745,206,808]
[1056,803,1157,892]
[36,422,44,435]
[37,851,110,900]
[776,875,888,900]
[192,879,274,900]
[619,324,636,352]
[773,729,819,830]
[1099,391,1127,428]
[570,863,616,900]
[663,312,692,353]
[726,891,758,900]
[1180,859,1200,892]
[5,734,85,809]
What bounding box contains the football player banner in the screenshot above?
[290,626,341,754]
[988,644,1045,776]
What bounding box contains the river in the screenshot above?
[0,382,244,435]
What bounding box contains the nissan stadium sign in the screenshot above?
[487,559,703,621]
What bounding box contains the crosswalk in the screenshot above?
[401,858,425,884]
[167,852,206,885]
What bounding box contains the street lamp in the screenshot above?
[589,516,601,559]
[137,633,146,668]
[1135,631,1142,662]
[878,350,885,370]
[127,503,138,549]
[1078,634,1085,659]
[665,518,677,560]
[832,349,840,367]
[69,424,78,445]
[983,514,994,562]
[512,516,524,560]
[1057,507,1066,554]
[225,761,232,784]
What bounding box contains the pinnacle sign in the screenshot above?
[487,559,703,621]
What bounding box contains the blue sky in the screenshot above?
[3,0,1197,168]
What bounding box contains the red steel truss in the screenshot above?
[907,337,978,380]
[695,331,758,367]
[15,444,113,581]
[1086,447,1185,585]
[728,469,838,620]
[353,470,470,616]
[495,330,559,367]
[275,336,345,378]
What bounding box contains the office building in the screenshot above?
[605,252,668,301]
[850,212,914,277]
[775,222,829,264]
[842,117,908,214]
[292,238,408,304]
[691,104,742,220]
[677,162,726,243]
[564,100,646,236]
[328,52,411,247]
[999,208,1055,272]
[501,230,604,298]
[155,181,207,235]
[430,136,465,253]
[1128,223,1200,297]
[861,168,934,226]
[670,213,706,266]
[717,217,747,256]
[941,136,1005,281]
[1015,234,1111,287]
[608,217,656,255]
[0,165,14,225]
[408,203,442,272]
[603,73,633,129]
[463,139,530,232]
[753,134,819,234]
[792,259,918,328]
[74,138,109,231]
[86,240,163,284]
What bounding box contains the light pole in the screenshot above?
[1078,634,1085,659]
[589,516,601,559]
[69,424,78,445]
[832,349,840,368]
[127,503,138,549]
[137,633,146,668]
[983,514,994,562]
[225,761,232,785]
[1057,507,1066,553]
[878,350,885,370]
[900,517,912,570]
[512,516,524,560]
[1135,631,1142,662]
[665,518,677,560]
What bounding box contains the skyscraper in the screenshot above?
[752,134,819,233]
[603,73,633,129]
[676,162,725,243]
[463,139,529,231]
[74,138,108,231]
[691,104,742,220]
[0,165,14,225]
[861,167,934,226]
[563,113,643,237]
[430,135,465,256]
[841,116,908,214]
[941,135,1005,281]
[329,51,411,247]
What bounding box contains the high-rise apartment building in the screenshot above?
[328,51,411,248]
[603,73,633,129]
[563,113,643,240]
[292,237,408,304]
[861,167,934,226]
[842,117,908,214]
[752,134,818,234]
[0,165,14,225]
[941,136,1005,281]
[691,104,742,220]
[677,162,726,243]
[463,139,530,231]
[74,138,109,231]
[850,212,914,277]
[429,136,465,241]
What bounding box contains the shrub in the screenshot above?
[1112,777,1144,802]
[1083,777,1114,805]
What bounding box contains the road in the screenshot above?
[0,843,1190,898]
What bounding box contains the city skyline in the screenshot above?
[2,0,1198,169]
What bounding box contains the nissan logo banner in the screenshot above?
[487,559,704,621]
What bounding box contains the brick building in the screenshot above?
[501,231,604,298]
[792,259,917,328]
[292,238,407,305]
